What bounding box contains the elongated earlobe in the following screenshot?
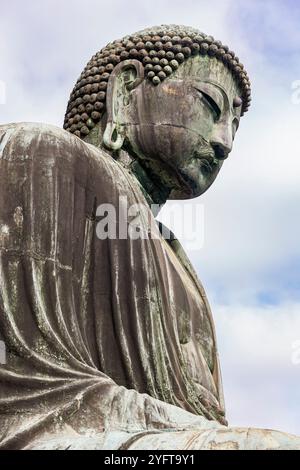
[103,59,144,151]
[103,121,124,151]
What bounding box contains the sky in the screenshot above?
[1,0,300,437]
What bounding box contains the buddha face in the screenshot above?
[111,55,243,199]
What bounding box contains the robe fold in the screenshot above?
[0,123,226,449]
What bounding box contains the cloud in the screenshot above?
[0,0,233,125]
[214,302,300,435]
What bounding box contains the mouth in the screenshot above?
[196,154,219,175]
[199,158,213,173]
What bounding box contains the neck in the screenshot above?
[84,123,172,211]
[117,148,171,211]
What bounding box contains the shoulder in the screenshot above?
[0,122,118,174]
[0,122,74,155]
[0,122,140,198]
[0,122,95,158]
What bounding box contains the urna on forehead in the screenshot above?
[171,54,243,101]
[64,24,251,139]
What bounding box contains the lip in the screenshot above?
[194,150,216,163]
[199,158,213,173]
[197,153,219,172]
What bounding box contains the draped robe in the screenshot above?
[0,122,227,449]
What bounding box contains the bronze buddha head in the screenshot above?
[65,25,251,200]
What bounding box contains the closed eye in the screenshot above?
[198,90,221,121]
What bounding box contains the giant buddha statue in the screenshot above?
[0,25,299,450]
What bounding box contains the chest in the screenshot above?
[162,239,215,374]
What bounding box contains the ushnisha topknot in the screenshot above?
[64,24,251,139]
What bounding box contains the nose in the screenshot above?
[210,121,233,160]
[211,143,228,161]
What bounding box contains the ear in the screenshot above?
[103,59,144,151]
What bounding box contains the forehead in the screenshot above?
[170,55,241,101]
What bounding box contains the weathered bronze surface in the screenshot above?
[64,25,251,139]
[0,24,299,450]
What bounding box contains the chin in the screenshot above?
[169,166,219,200]
[169,180,211,200]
